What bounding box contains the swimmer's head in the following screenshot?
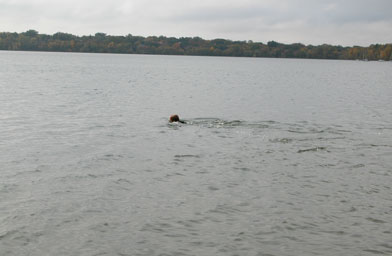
[169,114,180,122]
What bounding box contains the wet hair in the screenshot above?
[169,114,180,122]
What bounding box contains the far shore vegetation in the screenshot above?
[1,30,392,61]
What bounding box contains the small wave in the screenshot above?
[366,217,387,224]
[351,164,365,169]
[270,138,293,144]
[0,230,18,240]
[183,118,273,129]
[362,249,385,254]
[360,143,392,148]
[174,154,200,158]
[186,118,244,128]
[297,147,327,153]
[165,118,354,146]
[286,124,352,135]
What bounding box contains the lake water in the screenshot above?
[0,51,391,256]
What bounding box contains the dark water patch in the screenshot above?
[378,243,392,250]
[0,230,18,240]
[113,178,133,185]
[174,154,200,158]
[255,230,277,236]
[321,230,346,235]
[0,184,19,194]
[282,235,304,242]
[363,249,385,254]
[55,172,114,182]
[234,167,251,172]
[207,186,219,191]
[360,143,392,148]
[366,217,387,224]
[140,222,175,234]
[351,164,365,169]
[297,147,327,153]
[287,128,318,134]
[208,203,249,215]
[87,154,126,163]
[319,163,336,167]
[320,136,347,141]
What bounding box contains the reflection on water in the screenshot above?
[0,51,391,256]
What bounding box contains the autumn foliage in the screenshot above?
[1,30,391,61]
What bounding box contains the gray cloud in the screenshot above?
[0,0,391,46]
[167,0,392,26]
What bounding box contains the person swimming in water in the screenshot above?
[169,114,186,123]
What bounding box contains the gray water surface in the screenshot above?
[0,51,391,256]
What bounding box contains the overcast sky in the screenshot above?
[0,0,391,46]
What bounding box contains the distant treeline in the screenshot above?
[1,30,392,60]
